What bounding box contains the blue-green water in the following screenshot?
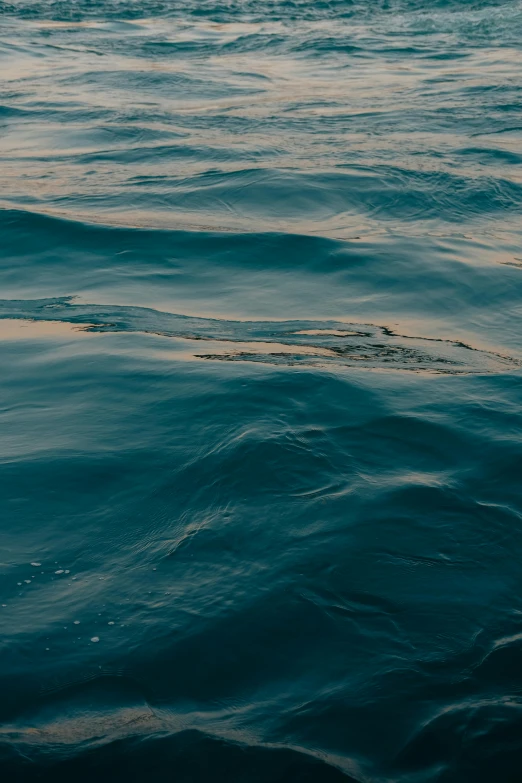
[1,2,522,781]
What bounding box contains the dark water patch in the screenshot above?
[456,146,522,165]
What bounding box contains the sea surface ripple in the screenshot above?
[1,1,522,781]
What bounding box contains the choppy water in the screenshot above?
[1,1,522,781]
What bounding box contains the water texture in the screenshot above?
[1,1,522,781]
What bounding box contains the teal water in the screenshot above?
[1,2,522,781]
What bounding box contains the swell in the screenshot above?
[2,355,522,782]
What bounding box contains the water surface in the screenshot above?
[1,1,522,781]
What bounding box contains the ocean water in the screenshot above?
[1,1,522,780]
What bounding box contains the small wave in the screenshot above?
[0,726,355,782]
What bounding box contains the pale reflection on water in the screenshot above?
[0,319,96,340]
[1,9,521,238]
